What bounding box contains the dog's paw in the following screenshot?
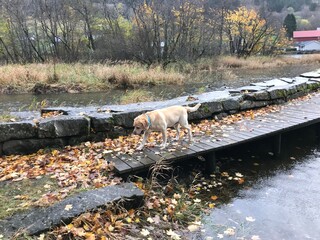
[159,143,167,149]
[136,145,144,151]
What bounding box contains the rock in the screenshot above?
[280,77,295,83]
[38,116,89,138]
[3,138,66,155]
[0,121,36,142]
[0,183,144,238]
[221,97,241,112]
[244,91,270,101]
[89,113,114,132]
[267,87,288,100]
[233,85,267,93]
[112,110,145,128]
[300,71,320,78]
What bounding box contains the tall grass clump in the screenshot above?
[119,89,155,105]
[0,62,185,94]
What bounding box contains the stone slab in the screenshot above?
[300,71,320,78]
[38,116,89,138]
[0,183,144,238]
[251,79,288,87]
[0,121,36,142]
[3,138,66,155]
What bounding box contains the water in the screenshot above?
[198,127,320,240]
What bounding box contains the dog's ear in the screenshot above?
[141,116,149,129]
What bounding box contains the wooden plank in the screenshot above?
[262,116,298,127]
[284,107,319,116]
[223,134,250,144]
[143,149,163,162]
[169,146,196,158]
[234,130,260,138]
[184,142,206,152]
[105,154,132,174]
[116,153,145,171]
[280,112,319,122]
[198,138,222,148]
[195,141,214,151]
[148,146,176,160]
[228,131,252,140]
[253,127,280,137]
[129,152,155,166]
[211,139,230,147]
[280,112,318,122]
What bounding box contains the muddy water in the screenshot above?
[0,63,318,113]
[197,127,320,240]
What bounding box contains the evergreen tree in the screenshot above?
[283,14,297,38]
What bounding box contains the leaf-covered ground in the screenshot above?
[0,93,314,239]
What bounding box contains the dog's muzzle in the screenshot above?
[133,129,144,135]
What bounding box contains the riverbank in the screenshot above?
[1,55,320,95]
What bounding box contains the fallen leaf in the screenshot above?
[141,229,150,236]
[224,228,235,236]
[210,195,218,201]
[37,234,45,240]
[246,216,256,222]
[193,198,201,203]
[251,235,261,240]
[64,204,73,211]
[188,224,200,232]
[166,229,181,240]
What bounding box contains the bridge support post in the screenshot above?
[204,151,216,174]
[273,134,282,157]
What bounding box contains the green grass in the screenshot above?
[119,89,155,104]
[0,176,59,219]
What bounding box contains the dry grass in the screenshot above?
[217,54,320,69]
[0,62,184,93]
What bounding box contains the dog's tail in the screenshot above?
[185,103,201,112]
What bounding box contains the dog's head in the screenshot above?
[133,115,149,135]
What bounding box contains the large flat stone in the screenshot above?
[0,182,144,238]
[0,121,36,142]
[89,113,114,132]
[244,91,270,101]
[267,87,288,100]
[38,116,89,138]
[3,138,66,155]
[300,71,320,78]
[251,79,289,87]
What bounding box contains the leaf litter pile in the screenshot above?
[0,93,314,239]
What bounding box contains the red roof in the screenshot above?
[293,30,320,41]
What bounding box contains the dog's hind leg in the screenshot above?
[185,125,192,142]
[179,115,193,142]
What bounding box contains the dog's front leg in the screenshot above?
[159,129,168,149]
[137,131,150,150]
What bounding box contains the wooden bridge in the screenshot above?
[106,93,320,175]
